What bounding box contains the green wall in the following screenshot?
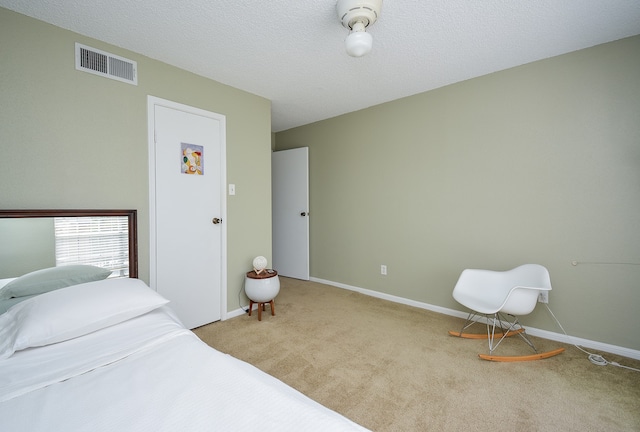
[276,36,640,351]
[0,8,272,313]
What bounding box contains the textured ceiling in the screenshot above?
[2,1,639,132]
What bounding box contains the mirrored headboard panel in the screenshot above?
[0,209,137,279]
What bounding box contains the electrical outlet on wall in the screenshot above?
[538,291,549,304]
[380,265,387,275]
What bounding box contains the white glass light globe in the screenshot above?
[345,31,373,57]
[252,256,268,272]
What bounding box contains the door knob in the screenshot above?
[212,218,222,224]
[300,212,309,217]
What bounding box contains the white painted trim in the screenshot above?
[310,277,640,361]
[147,95,228,322]
[226,307,248,319]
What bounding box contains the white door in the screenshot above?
[148,97,226,329]
[272,147,309,280]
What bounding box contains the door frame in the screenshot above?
[147,96,227,320]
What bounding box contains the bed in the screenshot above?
[0,277,369,431]
[0,210,369,431]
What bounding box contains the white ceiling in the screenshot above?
[2,1,639,132]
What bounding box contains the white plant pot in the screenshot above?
[245,275,280,303]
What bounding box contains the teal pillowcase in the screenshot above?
[0,265,112,300]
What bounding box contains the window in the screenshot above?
[54,216,129,277]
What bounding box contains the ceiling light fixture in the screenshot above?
[336,0,383,58]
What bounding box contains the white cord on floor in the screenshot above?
[544,304,640,372]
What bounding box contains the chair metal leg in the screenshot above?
[450,311,524,340]
[456,311,481,336]
[487,313,537,354]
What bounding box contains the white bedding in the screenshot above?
[0,290,369,431]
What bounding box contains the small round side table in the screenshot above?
[245,270,280,321]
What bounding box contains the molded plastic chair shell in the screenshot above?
[453,264,552,316]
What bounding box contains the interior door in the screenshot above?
[272,147,309,280]
[148,97,226,329]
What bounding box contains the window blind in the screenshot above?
[54,216,129,277]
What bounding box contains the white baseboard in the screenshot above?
[226,307,248,319]
[225,303,267,320]
[311,277,640,361]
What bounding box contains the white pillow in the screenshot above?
[0,265,112,300]
[0,278,169,360]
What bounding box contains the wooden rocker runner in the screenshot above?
[449,264,565,362]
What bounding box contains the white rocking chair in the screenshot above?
[449,264,564,361]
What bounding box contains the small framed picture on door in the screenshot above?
[181,143,204,175]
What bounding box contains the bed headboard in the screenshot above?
[0,209,138,279]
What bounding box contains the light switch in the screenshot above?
[229,184,236,195]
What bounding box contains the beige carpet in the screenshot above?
[194,277,640,432]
